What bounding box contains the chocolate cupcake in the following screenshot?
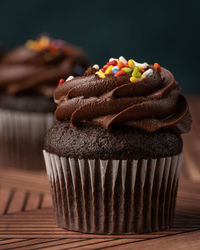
[43,56,192,234]
[0,43,4,61]
[0,35,89,170]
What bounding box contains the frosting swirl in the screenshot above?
[0,36,89,98]
[54,61,191,134]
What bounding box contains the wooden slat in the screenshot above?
[6,190,27,214]
[0,167,50,193]
[0,238,27,245]
[0,239,87,250]
[20,239,107,250]
[0,187,13,214]
[108,230,200,250]
[41,194,52,209]
[182,97,200,182]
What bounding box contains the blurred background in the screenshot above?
[0,0,199,93]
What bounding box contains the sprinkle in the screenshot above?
[38,36,50,48]
[132,66,141,78]
[25,36,69,53]
[101,65,109,73]
[154,62,162,72]
[105,65,113,74]
[107,60,117,66]
[112,66,119,74]
[109,57,118,62]
[96,71,105,78]
[128,59,135,69]
[92,64,99,70]
[66,76,74,81]
[26,40,36,50]
[122,67,132,73]
[141,75,146,79]
[95,56,152,80]
[140,68,146,74]
[115,70,126,77]
[58,78,65,86]
[119,56,127,64]
[142,69,153,78]
[118,61,124,69]
[130,76,141,83]
[134,62,149,69]
[130,76,137,83]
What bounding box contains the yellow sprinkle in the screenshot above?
[105,65,113,74]
[96,71,105,79]
[25,40,36,49]
[130,76,141,83]
[130,76,137,83]
[128,59,135,69]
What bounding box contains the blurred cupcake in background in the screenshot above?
[0,42,5,61]
[0,35,90,170]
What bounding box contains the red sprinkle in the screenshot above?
[140,68,146,74]
[58,78,65,86]
[115,70,126,77]
[154,62,162,72]
[107,60,117,66]
[101,65,109,73]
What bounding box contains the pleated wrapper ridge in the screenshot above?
[0,109,54,170]
[43,150,183,234]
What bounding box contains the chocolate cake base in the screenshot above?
[44,121,183,160]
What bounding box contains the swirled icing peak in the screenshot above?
[0,36,89,97]
[54,56,192,134]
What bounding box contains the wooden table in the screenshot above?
[0,97,200,250]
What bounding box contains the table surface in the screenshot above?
[0,97,200,250]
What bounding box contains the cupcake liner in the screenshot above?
[43,150,183,234]
[0,109,54,170]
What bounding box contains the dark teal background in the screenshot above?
[0,0,199,93]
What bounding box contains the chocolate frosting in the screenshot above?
[0,40,89,98]
[54,66,192,133]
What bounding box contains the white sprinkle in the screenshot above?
[109,57,118,62]
[66,75,74,82]
[92,64,99,70]
[134,61,149,69]
[142,69,153,77]
[119,56,127,64]
[112,66,119,70]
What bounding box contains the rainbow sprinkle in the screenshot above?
[25,36,71,61]
[95,56,161,83]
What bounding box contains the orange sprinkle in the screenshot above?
[118,61,124,69]
[154,62,162,72]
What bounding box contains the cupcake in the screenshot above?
[0,35,89,170]
[0,43,4,60]
[43,56,192,234]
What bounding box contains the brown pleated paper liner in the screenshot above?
[43,150,183,234]
[0,109,54,170]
